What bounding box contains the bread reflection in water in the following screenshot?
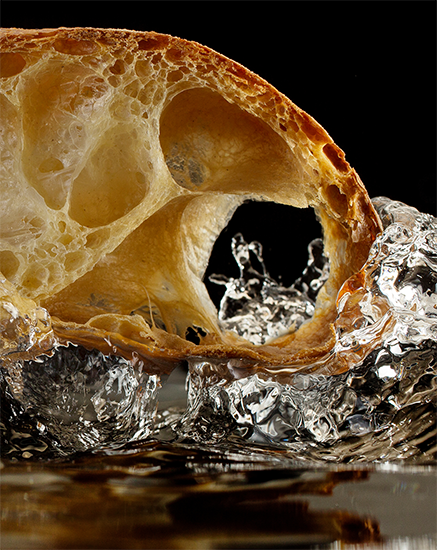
[0,443,382,549]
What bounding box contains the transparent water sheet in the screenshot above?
[0,197,436,463]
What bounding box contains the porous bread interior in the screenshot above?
[0,28,382,369]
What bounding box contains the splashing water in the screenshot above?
[1,346,161,456]
[209,234,329,345]
[174,197,437,463]
[1,197,436,463]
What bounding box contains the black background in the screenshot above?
[1,1,436,295]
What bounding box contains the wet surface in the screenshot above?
[2,366,436,550]
[1,444,436,549]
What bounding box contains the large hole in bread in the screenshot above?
[68,127,150,227]
[156,87,329,344]
[0,31,381,371]
[204,201,321,310]
[0,53,26,78]
[159,87,306,202]
[18,59,152,222]
[45,87,325,346]
[20,62,113,211]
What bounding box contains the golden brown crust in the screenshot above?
[0,27,383,374]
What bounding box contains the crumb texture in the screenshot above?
[0,28,382,367]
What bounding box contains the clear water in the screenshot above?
[208,233,328,345]
[1,346,160,455]
[173,197,437,463]
[1,197,436,465]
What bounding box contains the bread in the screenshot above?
[0,28,383,375]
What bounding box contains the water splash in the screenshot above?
[1,345,160,456]
[209,234,329,345]
[174,197,437,462]
[1,197,436,463]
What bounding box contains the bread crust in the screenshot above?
[0,27,383,375]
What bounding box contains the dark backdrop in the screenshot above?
[2,1,435,294]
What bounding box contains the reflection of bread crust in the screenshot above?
[0,28,382,373]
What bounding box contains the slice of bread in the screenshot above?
[0,28,382,373]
